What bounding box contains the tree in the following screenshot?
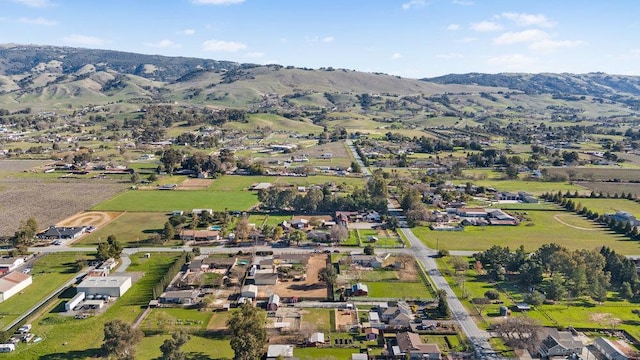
[163,222,175,241]
[101,319,143,360]
[449,256,468,273]
[96,241,111,261]
[160,148,182,174]
[272,226,284,241]
[130,172,140,184]
[160,330,190,360]
[436,289,450,318]
[235,217,250,242]
[363,245,375,255]
[350,161,362,173]
[107,235,123,259]
[227,303,267,360]
[484,290,500,301]
[288,229,306,246]
[545,273,567,301]
[330,225,349,242]
[318,265,337,287]
[620,281,634,300]
[523,291,545,306]
[493,316,541,351]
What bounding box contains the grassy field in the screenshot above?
[140,308,212,331]
[207,175,365,192]
[544,167,640,182]
[294,347,358,360]
[413,210,640,254]
[575,181,640,197]
[365,281,433,299]
[302,308,333,333]
[137,334,233,360]
[92,189,259,212]
[468,180,586,195]
[0,253,89,330]
[74,212,171,246]
[574,198,640,217]
[11,253,182,359]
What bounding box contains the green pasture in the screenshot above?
[247,214,292,227]
[414,210,640,254]
[0,253,90,330]
[140,308,212,331]
[295,347,359,360]
[575,198,640,217]
[365,281,432,299]
[468,180,586,196]
[137,334,233,360]
[75,212,170,247]
[543,166,640,182]
[302,308,333,333]
[92,189,258,212]
[13,253,182,359]
[576,181,640,197]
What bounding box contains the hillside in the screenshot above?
[423,72,640,97]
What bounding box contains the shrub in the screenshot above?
[484,290,500,300]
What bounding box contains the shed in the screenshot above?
[352,354,367,360]
[267,294,280,311]
[0,271,33,303]
[308,332,325,345]
[516,303,531,311]
[267,344,294,359]
[351,283,368,296]
[241,284,258,299]
[65,291,85,311]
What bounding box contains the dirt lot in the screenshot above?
[334,308,358,331]
[177,178,213,190]
[0,177,127,237]
[273,254,328,300]
[57,211,123,228]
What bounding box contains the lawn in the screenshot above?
[413,210,640,254]
[575,198,640,217]
[10,253,182,359]
[140,308,212,331]
[92,189,259,212]
[301,308,333,333]
[295,347,359,360]
[74,212,171,246]
[137,334,233,360]
[0,253,90,330]
[247,214,291,227]
[365,281,432,299]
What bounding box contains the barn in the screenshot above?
[77,276,132,297]
[0,272,32,303]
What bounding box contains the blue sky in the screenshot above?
[2,0,639,78]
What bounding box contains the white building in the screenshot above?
[0,272,33,303]
[241,284,258,299]
[0,257,25,274]
[77,276,132,297]
[65,291,85,311]
[267,345,294,359]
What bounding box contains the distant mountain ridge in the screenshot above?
[423,72,640,96]
[0,43,240,82]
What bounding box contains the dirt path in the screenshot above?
[56,211,123,228]
[553,214,598,231]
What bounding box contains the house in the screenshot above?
[351,283,369,296]
[308,332,325,346]
[351,255,384,268]
[179,229,220,241]
[291,218,309,229]
[171,210,184,216]
[352,354,368,360]
[364,327,379,340]
[267,294,280,311]
[593,337,632,360]
[0,257,25,274]
[251,182,272,191]
[241,284,258,299]
[160,290,200,305]
[395,332,441,360]
[37,226,86,240]
[0,272,32,303]
[364,211,381,222]
[381,301,414,327]
[267,344,294,360]
[369,312,381,328]
[250,271,279,285]
[275,254,310,266]
[605,211,639,228]
[538,328,583,358]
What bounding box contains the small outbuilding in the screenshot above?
[267,294,280,311]
[241,284,258,299]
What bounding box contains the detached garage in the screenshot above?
[77,276,132,297]
[0,272,32,303]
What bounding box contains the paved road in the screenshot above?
[345,139,371,176]
[388,206,504,360]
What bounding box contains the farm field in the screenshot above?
[365,281,433,299]
[207,175,365,192]
[0,177,127,237]
[466,179,586,196]
[74,211,171,247]
[92,189,258,212]
[10,253,183,359]
[543,166,640,182]
[140,308,212,331]
[413,210,640,254]
[0,253,90,330]
[575,198,640,217]
[575,181,640,197]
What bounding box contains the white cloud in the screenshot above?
[402,0,425,10]
[391,52,402,60]
[452,0,473,5]
[493,29,548,45]
[144,39,181,48]
[447,24,460,31]
[19,17,58,26]
[62,34,108,46]
[436,53,463,59]
[470,21,502,32]
[12,0,54,7]
[529,39,588,51]
[500,12,555,28]
[321,36,334,43]
[191,0,244,4]
[202,39,247,52]
[487,53,537,70]
[180,29,196,35]
[245,52,264,58]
